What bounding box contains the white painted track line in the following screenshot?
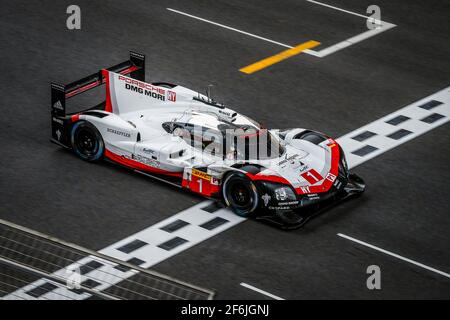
[305,0,396,57]
[168,5,396,58]
[240,283,285,300]
[167,8,293,49]
[338,234,450,279]
[306,0,375,20]
[4,87,450,299]
[310,22,395,57]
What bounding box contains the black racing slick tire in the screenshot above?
[70,121,104,162]
[222,172,259,217]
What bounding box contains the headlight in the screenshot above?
[274,187,296,201]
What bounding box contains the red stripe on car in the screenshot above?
[102,69,113,113]
[71,114,80,122]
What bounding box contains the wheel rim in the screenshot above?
[226,179,254,210]
[231,184,251,206]
[75,128,98,157]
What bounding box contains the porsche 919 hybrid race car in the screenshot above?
[50,52,365,229]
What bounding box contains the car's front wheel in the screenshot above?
[222,172,259,217]
[71,121,104,162]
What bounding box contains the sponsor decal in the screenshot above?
[268,206,291,210]
[118,75,165,94]
[118,75,176,103]
[218,110,232,117]
[191,168,211,180]
[124,83,165,101]
[51,83,65,91]
[52,117,64,125]
[142,148,155,155]
[55,129,61,141]
[300,186,310,193]
[167,90,177,102]
[107,128,131,138]
[307,194,320,200]
[53,100,63,110]
[126,154,160,168]
[262,193,271,207]
[278,201,299,206]
[130,52,145,59]
[279,154,308,172]
[143,88,165,101]
[327,139,337,148]
[298,164,309,173]
[278,154,298,166]
[325,172,337,182]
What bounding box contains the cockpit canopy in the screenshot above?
[162,121,285,160]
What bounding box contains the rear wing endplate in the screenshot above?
[50,51,145,146]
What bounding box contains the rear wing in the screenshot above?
[50,51,145,147]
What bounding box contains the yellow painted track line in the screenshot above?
[239,40,321,74]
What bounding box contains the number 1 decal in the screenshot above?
[301,169,323,184]
[197,178,203,193]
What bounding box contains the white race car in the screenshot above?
[51,52,364,229]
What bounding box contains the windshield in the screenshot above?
[165,122,284,160]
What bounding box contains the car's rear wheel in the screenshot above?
[222,172,259,217]
[71,121,104,162]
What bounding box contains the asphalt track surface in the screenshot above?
[0,0,449,299]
